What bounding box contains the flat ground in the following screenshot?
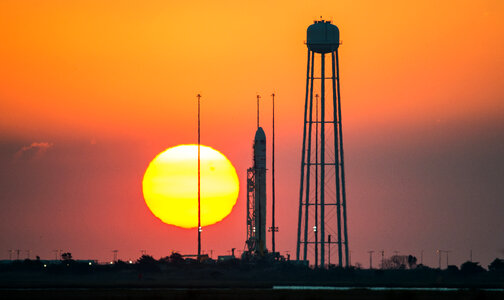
[0,288,503,300]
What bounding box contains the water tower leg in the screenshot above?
[331,51,343,268]
[303,51,316,263]
[320,53,326,268]
[297,50,312,262]
[336,48,350,268]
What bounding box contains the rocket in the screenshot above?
[253,127,267,254]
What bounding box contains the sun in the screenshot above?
[142,144,239,229]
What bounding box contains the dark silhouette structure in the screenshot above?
[296,20,349,268]
[197,94,202,259]
[246,126,267,255]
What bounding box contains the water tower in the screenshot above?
[296,20,349,268]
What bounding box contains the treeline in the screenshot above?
[1,253,504,287]
[372,254,504,274]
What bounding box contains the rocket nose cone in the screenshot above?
[255,127,266,141]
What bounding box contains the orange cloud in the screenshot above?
[14,142,54,161]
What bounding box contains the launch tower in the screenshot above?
[246,127,267,255]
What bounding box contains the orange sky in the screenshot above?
[1,0,503,267]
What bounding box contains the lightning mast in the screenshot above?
[197,94,202,260]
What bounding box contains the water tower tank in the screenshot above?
[307,20,339,53]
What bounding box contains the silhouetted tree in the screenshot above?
[137,254,156,265]
[488,258,504,272]
[407,255,417,269]
[61,252,73,261]
[381,255,407,269]
[460,261,485,274]
[115,260,127,266]
[136,255,160,272]
[158,256,170,264]
[446,265,459,273]
[169,252,185,264]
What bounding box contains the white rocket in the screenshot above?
[253,127,267,253]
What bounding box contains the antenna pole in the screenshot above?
[257,95,261,128]
[197,94,202,260]
[314,93,319,267]
[271,93,276,254]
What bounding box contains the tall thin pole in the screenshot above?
[314,93,319,267]
[257,94,261,128]
[271,93,276,254]
[197,94,202,259]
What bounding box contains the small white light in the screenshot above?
[198,226,202,232]
[43,264,47,268]
[88,262,92,265]
[313,226,317,232]
[110,262,113,264]
[128,260,133,264]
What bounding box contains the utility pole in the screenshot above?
[368,250,375,269]
[16,249,20,260]
[197,94,202,260]
[380,250,384,269]
[436,250,442,269]
[53,249,62,260]
[8,250,13,260]
[112,250,118,262]
[446,251,451,267]
[420,250,424,265]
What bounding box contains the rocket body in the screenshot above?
[253,127,267,253]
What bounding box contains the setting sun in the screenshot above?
[142,145,239,229]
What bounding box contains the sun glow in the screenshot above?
[142,145,239,228]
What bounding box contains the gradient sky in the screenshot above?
[1,0,503,268]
